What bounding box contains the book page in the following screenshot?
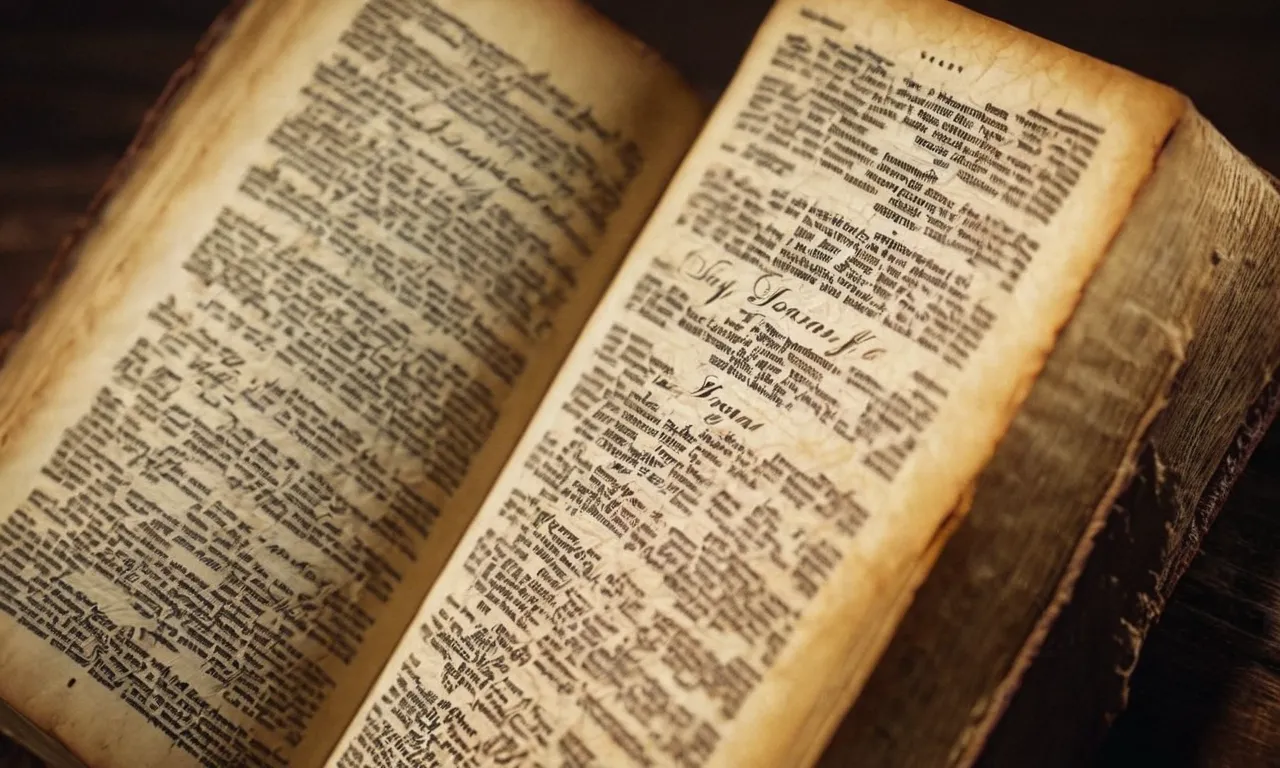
[0,1,701,766]
[329,0,1185,765]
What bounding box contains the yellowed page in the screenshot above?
[328,0,1184,765]
[0,1,701,766]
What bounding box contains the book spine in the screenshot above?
[976,370,1280,766]
[819,112,1280,768]
[974,168,1280,768]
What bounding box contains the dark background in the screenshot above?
[0,0,1277,765]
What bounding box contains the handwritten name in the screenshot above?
[747,272,888,361]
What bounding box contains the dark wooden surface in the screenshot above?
[0,1,1276,765]
[1101,426,1280,766]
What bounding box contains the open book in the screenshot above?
[2,0,1278,765]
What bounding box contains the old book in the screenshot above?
[0,0,1277,766]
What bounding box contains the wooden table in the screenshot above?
[0,1,1277,765]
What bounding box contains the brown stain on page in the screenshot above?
[0,0,251,463]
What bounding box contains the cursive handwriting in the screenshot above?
[679,251,739,306]
[689,375,764,431]
[747,272,888,361]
